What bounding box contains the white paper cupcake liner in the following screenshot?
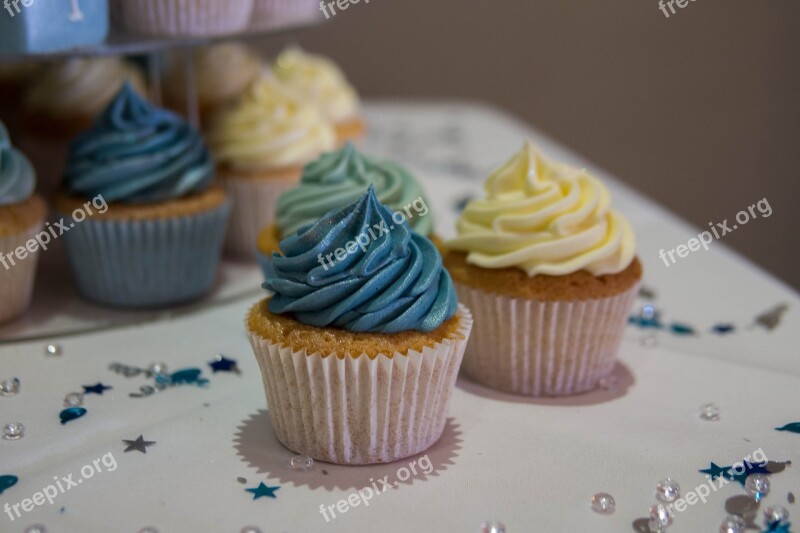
[250,0,320,29]
[222,175,299,259]
[454,281,639,397]
[0,219,46,324]
[247,305,473,465]
[117,0,255,36]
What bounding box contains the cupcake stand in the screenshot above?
[2,21,800,533]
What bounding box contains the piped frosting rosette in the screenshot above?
[64,83,214,204]
[447,140,635,276]
[276,142,432,238]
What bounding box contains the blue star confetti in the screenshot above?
[776,423,800,434]
[60,407,87,425]
[83,383,112,395]
[711,323,735,334]
[209,355,239,374]
[245,483,280,500]
[0,475,18,495]
[699,462,730,480]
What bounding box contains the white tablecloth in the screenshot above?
[0,102,797,533]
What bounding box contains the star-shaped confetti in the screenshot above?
[699,462,730,480]
[83,383,112,395]
[209,355,239,374]
[711,324,735,334]
[122,435,156,454]
[245,482,280,500]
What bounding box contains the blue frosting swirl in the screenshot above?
[264,186,458,334]
[63,83,214,203]
[0,121,36,206]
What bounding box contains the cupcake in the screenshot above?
[250,0,320,29]
[256,142,434,273]
[0,122,46,323]
[114,0,255,37]
[445,141,641,396]
[163,43,263,126]
[207,75,335,257]
[20,57,147,198]
[272,48,364,145]
[247,187,472,464]
[54,84,231,309]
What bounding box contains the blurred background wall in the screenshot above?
[261,0,800,290]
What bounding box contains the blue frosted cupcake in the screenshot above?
[247,186,472,464]
[54,84,231,308]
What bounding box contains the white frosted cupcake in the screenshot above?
[247,187,471,464]
[20,58,146,198]
[0,122,46,323]
[164,43,264,125]
[114,0,255,36]
[206,74,335,258]
[445,141,641,396]
[273,48,364,145]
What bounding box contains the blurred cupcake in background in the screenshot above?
[20,57,147,198]
[273,48,364,145]
[207,75,335,258]
[250,0,320,29]
[113,0,254,37]
[256,142,433,274]
[54,84,231,309]
[0,121,46,323]
[164,43,264,126]
[445,141,641,397]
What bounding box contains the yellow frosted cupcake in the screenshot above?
[19,58,146,198]
[445,141,641,396]
[0,121,46,323]
[164,43,264,126]
[247,187,472,464]
[207,75,335,257]
[273,48,364,145]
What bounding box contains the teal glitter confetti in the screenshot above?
[60,407,87,425]
[628,316,663,329]
[245,483,280,500]
[670,322,696,335]
[776,423,800,434]
[157,368,209,387]
[764,522,791,533]
[0,475,18,495]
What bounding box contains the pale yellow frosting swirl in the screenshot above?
[273,48,360,124]
[447,141,636,276]
[207,75,336,171]
[25,58,146,118]
[165,43,263,108]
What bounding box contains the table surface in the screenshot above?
[0,101,797,533]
